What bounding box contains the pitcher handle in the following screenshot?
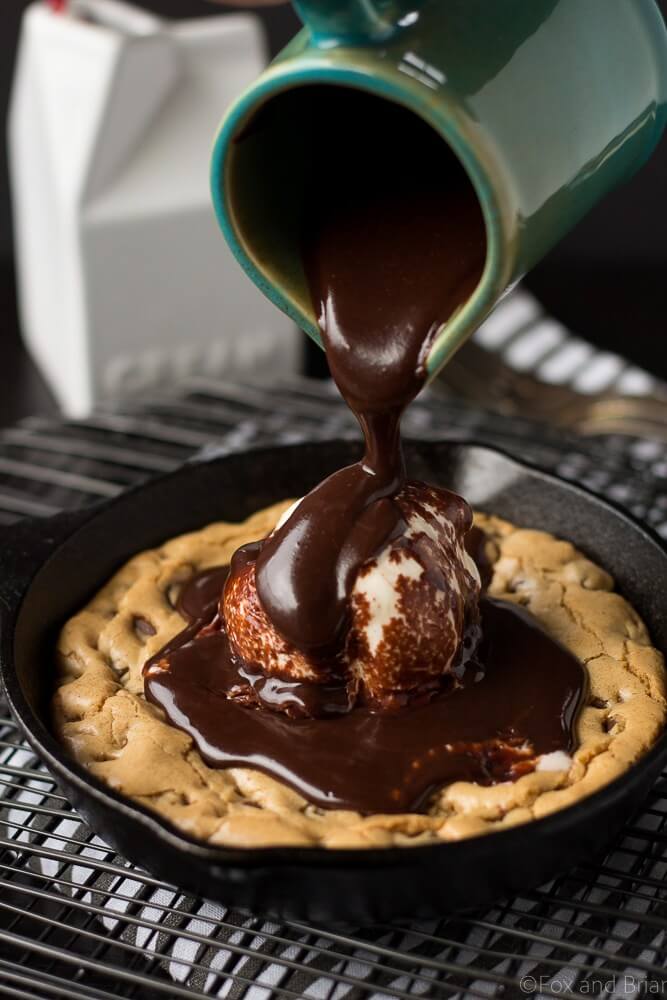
[292,0,415,42]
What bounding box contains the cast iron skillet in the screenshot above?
[1,440,667,923]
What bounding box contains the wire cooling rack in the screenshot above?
[2,371,667,1000]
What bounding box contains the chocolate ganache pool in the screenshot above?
[144,94,587,815]
[145,564,584,814]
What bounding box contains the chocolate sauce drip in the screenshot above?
[177,567,229,620]
[145,566,586,814]
[149,566,350,720]
[177,566,229,619]
[246,97,487,654]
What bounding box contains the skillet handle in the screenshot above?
[0,505,103,612]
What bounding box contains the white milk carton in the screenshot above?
[9,0,299,417]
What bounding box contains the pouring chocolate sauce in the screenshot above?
[144,95,586,814]
[252,96,486,655]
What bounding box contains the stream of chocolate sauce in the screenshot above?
[144,565,586,814]
[143,92,587,815]
[248,94,487,655]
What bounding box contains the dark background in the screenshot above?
[1,0,666,426]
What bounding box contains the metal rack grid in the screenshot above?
[1,374,667,999]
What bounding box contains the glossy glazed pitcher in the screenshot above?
[211,0,667,379]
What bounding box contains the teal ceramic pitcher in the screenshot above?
[211,0,667,379]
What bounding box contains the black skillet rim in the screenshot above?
[2,437,667,873]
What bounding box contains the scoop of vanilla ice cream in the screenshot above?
[348,482,480,709]
[223,481,480,714]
